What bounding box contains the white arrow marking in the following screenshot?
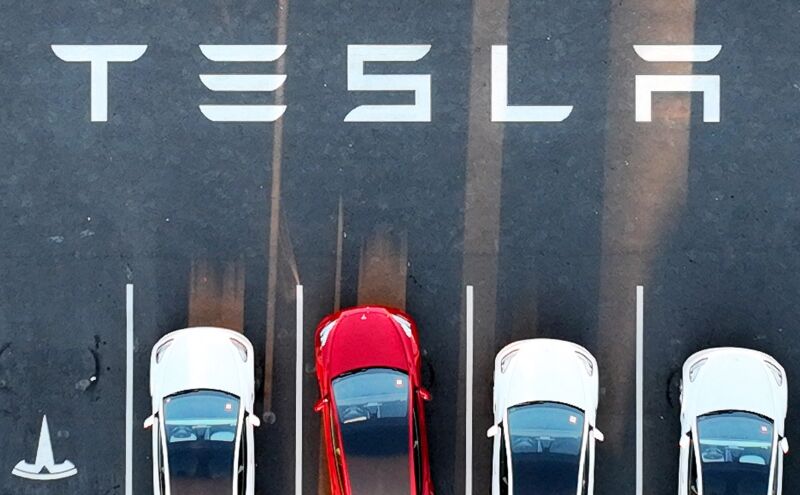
[12,415,77,480]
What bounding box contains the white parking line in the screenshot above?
[126,283,134,495]
[636,285,644,495]
[334,196,344,312]
[296,284,304,495]
[465,285,474,495]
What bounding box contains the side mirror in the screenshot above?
[418,388,432,402]
[780,437,789,454]
[143,414,155,429]
[486,424,500,438]
[248,414,261,428]
[314,397,328,413]
[593,429,605,442]
[679,435,691,449]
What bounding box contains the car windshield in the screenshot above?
[697,411,774,495]
[162,390,241,495]
[507,402,585,495]
[332,368,411,495]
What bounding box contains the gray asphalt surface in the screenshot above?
[1,1,799,494]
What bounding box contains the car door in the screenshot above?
[413,407,423,495]
[688,436,700,495]
[246,417,256,495]
[499,424,510,495]
[772,436,782,495]
[584,424,595,495]
[229,406,257,495]
[501,408,514,495]
[490,407,514,495]
[680,428,701,495]
[326,402,347,494]
[157,413,172,495]
[412,386,433,494]
[489,421,508,495]
[150,414,166,495]
[236,422,247,494]
[235,417,257,495]
[678,431,699,495]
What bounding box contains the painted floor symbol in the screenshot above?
[12,415,77,480]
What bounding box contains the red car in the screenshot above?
[314,306,434,495]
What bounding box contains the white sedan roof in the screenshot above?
[149,327,255,411]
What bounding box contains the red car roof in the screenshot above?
[322,306,412,378]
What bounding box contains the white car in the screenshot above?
[678,348,788,495]
[145,327,260,495]
[487,339,603,495]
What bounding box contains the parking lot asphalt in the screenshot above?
[1,1,800,494]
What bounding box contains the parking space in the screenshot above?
[0,259,129,493]
[640,1,800,494]
[2,1,800,495]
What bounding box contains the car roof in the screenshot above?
[322,307,413,379]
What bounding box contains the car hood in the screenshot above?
[149,327,255,409]
[321,307,416,378]
[494,339,598,421]
[684,348,786,423]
